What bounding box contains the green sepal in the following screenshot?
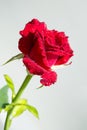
[8,99,39,119]
[12,99,27,118]
[0,85,9,111]
[26,104,39,119]
[4,74,15,99]
[37,85,43,89]
[3,53,23,65]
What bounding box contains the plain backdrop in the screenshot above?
[0,0,87,130]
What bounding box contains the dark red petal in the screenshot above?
[40,71,57,86]
[29,32,49,70]
[23,57,46,75]
[18,33,35,55]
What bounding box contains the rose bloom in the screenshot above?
[18,18,73,86]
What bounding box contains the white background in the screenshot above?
[0,0,87,130]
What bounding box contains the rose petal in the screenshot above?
[18,33,35,55]
[20,19,47,37]
[55,53,73,65]
[40,71,57,86]
[23,57,46,75]
[46,52,58,66]
[29,32,50,70]
[46,49,66,66]
[20,19,40,37]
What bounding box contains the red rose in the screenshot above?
[18,18,73,86]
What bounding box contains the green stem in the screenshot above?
[13,74,33,102]
[4,74,33,130]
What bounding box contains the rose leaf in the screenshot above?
[4,74,15,99]
[0,85,9,111]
